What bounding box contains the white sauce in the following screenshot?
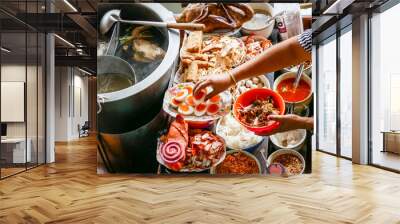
[243,13,272,30]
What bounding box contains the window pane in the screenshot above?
[340,29,352,158]
[371,3,400,171]
[317,36,337,154]
[1,31,27,177]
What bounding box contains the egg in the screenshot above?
[170,97,181,108]
[206,103,220,116]
[178,103,194,115]
[175,89,189,102]
[194,103,207,116]
[193,89,206,104]
[207,94,221,105]
[184,86,193,95]
[185,95,196,107]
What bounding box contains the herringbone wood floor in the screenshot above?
[1,137,399,224]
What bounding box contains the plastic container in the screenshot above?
[233,88,285,135]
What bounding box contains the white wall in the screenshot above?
[1,63,46,163]
[54,66,89,141]
[1,65,39,138]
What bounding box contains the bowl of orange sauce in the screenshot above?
[273,72,312,106]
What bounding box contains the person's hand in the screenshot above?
[193,72,233,100]
[258,114,314,136]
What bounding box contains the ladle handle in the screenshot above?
[293,63,304,90]
[167,23,205,31]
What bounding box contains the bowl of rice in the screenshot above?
[216,113,264,153]
[269,129,307,150]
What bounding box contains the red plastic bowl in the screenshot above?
[233,88,285,135]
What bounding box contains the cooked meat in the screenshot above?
[132,39,165,62]
[176,3,254,33]
[166,114,189,149]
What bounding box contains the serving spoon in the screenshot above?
[100,9,205,35]
[293,63,305,90]
[287,63,305,114]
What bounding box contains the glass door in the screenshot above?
[0,1,47,179]
[1,30,28,178]
[317,35,337,154]
[370,2,400,171]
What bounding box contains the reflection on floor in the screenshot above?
[0,137,400,223]
[0,163,42,178]
[0,167,25,178]
[373,150,400,171]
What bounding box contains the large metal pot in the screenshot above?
[97,3,179,134]
[98,111,168,173]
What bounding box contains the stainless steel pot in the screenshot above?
[97,3,179,134]
[98,111,168,173]
[97,55,136,94]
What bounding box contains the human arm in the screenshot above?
[194,30,312,98]
[259,115,313,136]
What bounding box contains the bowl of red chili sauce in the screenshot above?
[210,150,261,175]
[273,72,312,105]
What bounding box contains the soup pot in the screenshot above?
[97,3,180,134]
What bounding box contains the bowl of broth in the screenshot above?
[97,55,136,94]
[273,71,312,106]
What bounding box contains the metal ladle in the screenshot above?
[100,9,205,35]
[288,63,304,114]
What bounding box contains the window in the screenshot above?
[370,3,400,171]
[339,27,352,158]
[317,36,337,154]
[0,1,47,179]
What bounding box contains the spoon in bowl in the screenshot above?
[293,63,305,90]
[287,63,304,114]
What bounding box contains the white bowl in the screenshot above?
[241,3,275,38]
[269,129,307,150]
[273,71,313,106]
[216,114,264,153]
[267,149,305,175]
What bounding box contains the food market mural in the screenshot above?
[97,3,313,176]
